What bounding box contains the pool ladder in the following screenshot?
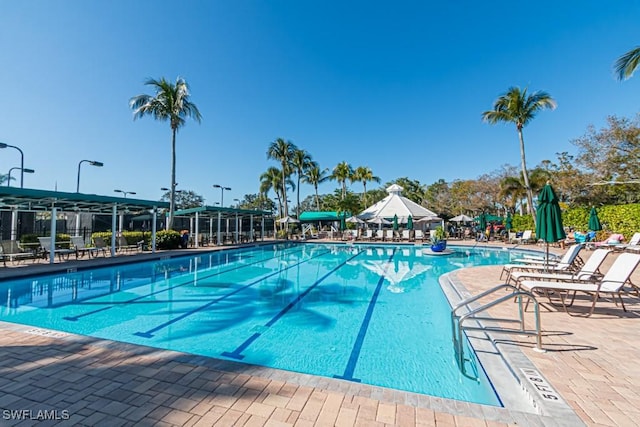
[451,284,544,380]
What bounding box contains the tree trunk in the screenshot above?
[363,181,368,205]
[281,167,288,218]
[169,127,177,230]
[315,185,320,211]
[296,175,301,219]
[518,127,536,225]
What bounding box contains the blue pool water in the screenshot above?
[0,242,522,406]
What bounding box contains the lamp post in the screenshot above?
[7,167,34,187]
[76,160,104,192]
[114,189,136,198]
[0,143,25,188]
[212,184,231,207]
[213,185,231,245]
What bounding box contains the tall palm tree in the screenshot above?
[291,149,313,218]
[130,77,201,229]
[614,46,640,80]
[303,164,330,211]
[267,138,296,218]
[260,166,295,219]
[353,166,380,205]
[331,161,354,200]
[482,87,556,220]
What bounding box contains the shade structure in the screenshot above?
[588,207,602,231]
[414,215,441,224]
[407,215,413,230]
[345,215,365,224]
[393,214,399,230]
[367,217,392,225]
[358,184,440,221]
[277,215,299,224]
[535,183,566,267]
[505,213,513,231]
[450,214,474,223]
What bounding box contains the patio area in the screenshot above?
[0,241,638,426]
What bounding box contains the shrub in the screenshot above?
[155,230,181,250]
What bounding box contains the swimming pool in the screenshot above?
[0,242,520,406]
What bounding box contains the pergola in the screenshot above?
[0,187,169,264]
[173,205,273,247]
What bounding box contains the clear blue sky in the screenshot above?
[1,1,639,206]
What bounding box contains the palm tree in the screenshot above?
[331,161,354,200]
[260,166,295,219]
[267,138,296,218]
[303,164,330,211]
[130,77,201,229]
[482,87,556,220]
[614,46,640,80]
[353,166,380,205]
[291,149,313,218]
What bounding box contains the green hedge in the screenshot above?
[509,203,640,241]
[90,230,180,250]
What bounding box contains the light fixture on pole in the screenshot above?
[114,189,136,198]
[233,198,240,208]
[212,184,231,207]
[7,167,34,187]
[76,160,104,192]
[0,142,25,188]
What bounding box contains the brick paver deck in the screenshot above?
[0,240,638,426]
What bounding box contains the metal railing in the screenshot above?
[451,284,544,380]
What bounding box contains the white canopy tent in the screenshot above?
[358,184,441,222]
[450,214,474,222]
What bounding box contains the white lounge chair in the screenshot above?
[384,230,394,242]
[509,248,611,287]
[414,230,424,242]
[510,230,534,244]
[401,230,411,241]
[375,230,384,241]
[519,253,640,317]
[0,240,39,265]
[71,236,105,258]
[500,244,584,280]
[363,230,373,241]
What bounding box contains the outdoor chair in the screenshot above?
[401,230,411,241]
[518,252,640,317]
[116,235,141,253]
[38,237,76,261]
[363,230,373,241]
[500,244,584,281]
[510,230,534,244]
[71,236,104,258]
[92,236,108,257]
[414,230,424,242]
[0,240,39,266]
[375,230,384,241]
[508,248,611,288]
[384,230,394,242]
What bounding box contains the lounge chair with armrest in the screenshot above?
[500,244,584,280]
[518,253,640,317]
[0,240,39,265]
[508,248,611,288]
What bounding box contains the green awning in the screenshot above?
[299,211,341,221]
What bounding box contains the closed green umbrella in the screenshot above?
[535,183,566,267]
[478,213,487,232]
[407,215,414,230]
[340,212,346,231]
[505,213,513,231]
[393,214,399,231]
[588,207,602,232]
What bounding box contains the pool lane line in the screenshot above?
[132,249,333,338]
[334,248,397,382]
[221,249,365,360]
[62,246,306,322]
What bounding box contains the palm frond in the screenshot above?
[614,46,640,81]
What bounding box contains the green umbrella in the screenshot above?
[478,212,487,232]
[393,214,399,231]
[340,212,346,231]
[505,212,513,231]
[535,183,566,267]
[407,215,414,230]
[588,207,602,232]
